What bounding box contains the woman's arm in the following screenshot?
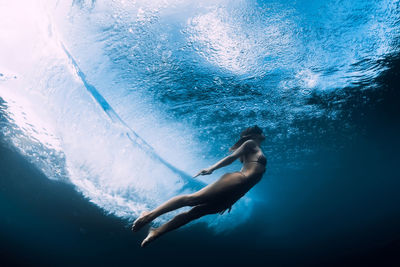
[209,140,255,171]
[193,140,256,177]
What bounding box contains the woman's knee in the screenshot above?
[185,194,203,206]
[188,205,214,219]
[173,209,202,223]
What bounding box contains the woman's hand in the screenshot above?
[193,168,213,178]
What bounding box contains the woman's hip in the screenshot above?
[192,172,246,200]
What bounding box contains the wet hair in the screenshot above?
[229,125,264,152]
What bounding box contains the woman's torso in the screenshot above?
[206,145,267,211]
[239,146,267,178]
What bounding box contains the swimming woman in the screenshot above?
[131,125,267,247]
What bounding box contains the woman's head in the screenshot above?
[229,125,265,152]
[239,125,264,139]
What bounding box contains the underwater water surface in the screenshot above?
[1,0,400,266]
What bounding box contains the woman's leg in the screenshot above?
[141,203,217,247]
[132,193,200,231]
[132,172,245,232]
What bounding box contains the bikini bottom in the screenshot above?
[197,171,264,215]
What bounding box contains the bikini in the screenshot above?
[238,153,267,179]
[245,153,267,166]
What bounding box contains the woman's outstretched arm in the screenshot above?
[194,140,256,177]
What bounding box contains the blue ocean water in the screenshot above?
[1,0,400,266]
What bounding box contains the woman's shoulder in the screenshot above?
[237,141,257,158]
[233,139,259,157]
[242,139,257,148]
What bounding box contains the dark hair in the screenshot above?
[229,125,264,152]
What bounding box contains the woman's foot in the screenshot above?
[141,227,159,248]
[131,211,152,232]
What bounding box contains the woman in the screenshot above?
[131,125,267,247]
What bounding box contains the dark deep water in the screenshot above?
[1,1,400,266]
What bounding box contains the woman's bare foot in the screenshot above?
[131,211,152,232]
[141,227,159,247]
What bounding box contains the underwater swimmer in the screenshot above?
[131,125,267,247]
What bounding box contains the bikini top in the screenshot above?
[246,153,267,166]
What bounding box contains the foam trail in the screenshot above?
[60,42,204,191]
